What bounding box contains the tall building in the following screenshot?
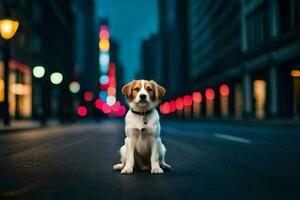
[140,34,162,82]
[186,0,300,119]
[158,0,189,97]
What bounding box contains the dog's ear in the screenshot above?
[152,81,166,100]
[122,80,135,99]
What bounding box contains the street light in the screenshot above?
[0,18,19,125]
[0,19,19,40]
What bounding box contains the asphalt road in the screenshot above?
[0,119,299,200]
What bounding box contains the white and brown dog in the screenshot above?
[113,80,171,174]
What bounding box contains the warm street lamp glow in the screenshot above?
[0,19,19,39]
[69,81,80,93]
[50,72,63,85]
[33,66,45,78]
[291,70,300,77]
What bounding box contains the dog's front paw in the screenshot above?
[121,167,133,174]
[151,167,164,174]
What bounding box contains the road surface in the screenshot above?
[0,119,299,199]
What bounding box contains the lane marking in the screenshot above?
[214,133,251,144]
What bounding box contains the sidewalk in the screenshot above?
[0,119,60,134]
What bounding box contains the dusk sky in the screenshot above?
[95,0,158,82]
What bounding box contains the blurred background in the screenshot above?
[0,0,300,126]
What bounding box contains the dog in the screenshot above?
[113,80,171,174]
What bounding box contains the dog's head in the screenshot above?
[122,80,166,112]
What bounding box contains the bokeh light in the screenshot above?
[183,95,193,106]
[94,98,104,110]
[33,66,45,78]
[50,72,63,85]
[205,88,215,100]
[192,92,202,103]
[77,106,87,117]
[220,84,230,96]
[100,75,109,84]
[106,96,116,106]
[69,81,80,93]
[107,87,116,96]
[84,92,94,102]
[102,103,111,113]
[175,97,184,110]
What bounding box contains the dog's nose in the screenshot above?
[140,94,146,100]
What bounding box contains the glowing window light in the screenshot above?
[106,95,116,106]
[107,86,116,96]
[99,29,109,40]
[84,92,94,102]
[69,81,80,93]
[183,95,193,106]
[220,84,230,96]
[50,72,63,85]
[291,70,300,77]
[118,105,126,116]
[102,103,111,113]
[0,19,19,40]
[175,98,184,110]
[169,100,176,112]
[192,92,202,103]
[95,98,104,109]
[33,66,45,78]
[99,39,110,51]
[0,79,4,101]
[10,83,30,95]
[99,90,108,101]
[99,53,110,66]
[205,88,215,100]
[77,106,87,117]
[100,75,109,84]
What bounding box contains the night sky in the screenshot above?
[95,0,158,82]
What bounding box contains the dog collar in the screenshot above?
[130,109,153,125]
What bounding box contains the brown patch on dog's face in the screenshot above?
[149,80,166,100]
[144,80,156,101]
[122,80,142,101]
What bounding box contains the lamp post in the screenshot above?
[0,18,19,125]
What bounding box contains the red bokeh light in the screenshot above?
[99,29,109,40]
[159,104,165,114]
[94,98,104,110]
[183,95,193,106]
[175,98,184,110]
[77,106,87,117]
[102,103,111,114]
[192,92,202,103]
[169,100,176,112]
[205,88,215,100]
[111,101,121,111]
[118,106,127,116]
[163,102,170,114]
[220,84,230,96]
[84,92,94,102]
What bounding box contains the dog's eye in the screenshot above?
[133,87,140,92]
[147,87,153,92]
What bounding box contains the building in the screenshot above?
[140,34,162,82]
[158,0,189,98]
[159,0,300,120]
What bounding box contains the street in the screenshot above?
[0,120,299,200]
